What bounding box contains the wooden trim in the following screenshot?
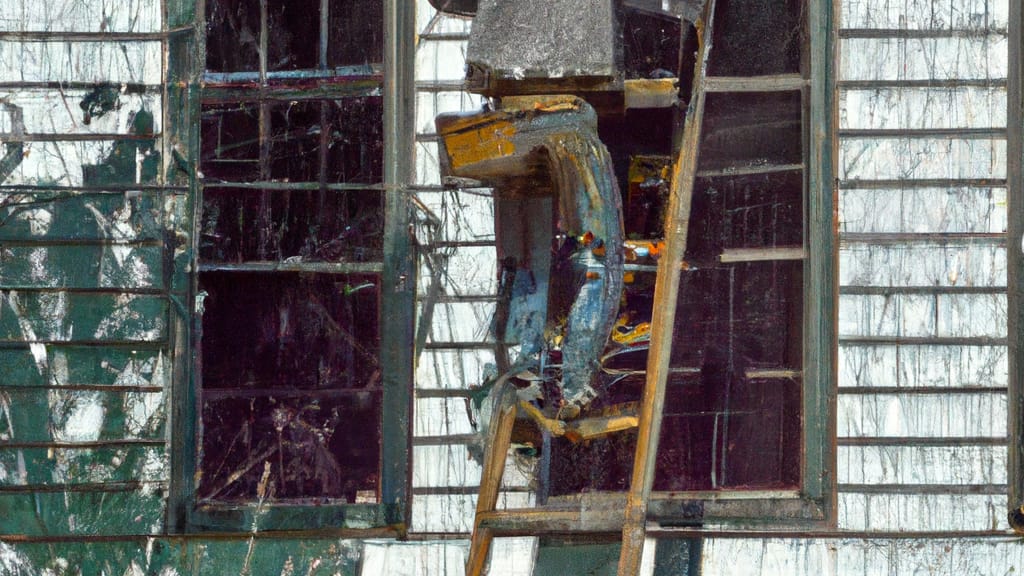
[1008,0,1024,533]
[704,74,806,92]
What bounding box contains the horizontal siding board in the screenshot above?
[0,0,162,33]
[0,190,165,241]
[837,393,1006,438]
[838,492,1007,531]
[838,445,1007,485]
[0,246,164,289]
[0,347,167,387]
[413,189,495,243]
[838,344,1006,388]
[840,0,1008,31]
[413,396,477,437]
[414,39,468,83]
[415,348,496,390]
[0,388,166,443]
[839,293,1006,338]
[0,140,160,188]
[840,138,1005,180]
[420,300,497,344]
[0,40,162,84]
[841,36,1007,81]
[412,444,533,490]
[0,488,165,535]
[417,245,498,297]
[701,538,1024,576]
[840,87,1006,130]
[839,187,1006,234]
[0,445,167,485]
[0,292,166,343]
[0,89,162,135]
[839,242,1005,287]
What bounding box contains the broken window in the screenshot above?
[194,0,392,514]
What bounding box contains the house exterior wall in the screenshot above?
[0,0,1022,574]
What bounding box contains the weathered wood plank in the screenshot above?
[0,41,162,85]
[0,489,165,535]
[0,346,167,387]
[838,344,1006,388]
[841,37,1008,82]
[839,293,1006,338]
[0,445,167,485]
[417,245,498,297]
[0,190,164,241]
[0,140,161,188]
[0,246,164,289]
[837,393,1006,438]
[0,89,162,136]
[838,492,1008,532]
[840,87,1006,131]
[0,388,166,443]
[839,242,1005,287]
[415,348,497,390]
[841,0,1008,31]
[413,396,477,437]
[0,0,162,33]
[840,187,1006,234]
[839,444,1007,485]
[840,138,1006,181]
[0,292,166,342]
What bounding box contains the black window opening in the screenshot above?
[196,0,387,506]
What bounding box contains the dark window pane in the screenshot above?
[269,101,323,182]
[708,0,803,77]
[699,91,803,173]
[200,188,383,263]
[328,0,384,67]
[686,171,803,261]
[267,0,321,71]
[654,375,801,491]
[206,0,261,72]
[622,7,680,80]
[199,272,381,390]
[201,103,262,182]
[325,97,384,184]
[670,261,802,370]
[199,394,381,501]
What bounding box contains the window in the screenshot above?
[182,0,414,531]
[452,0,835,526]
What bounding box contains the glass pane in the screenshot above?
[686,171,803,261]
[622,7,681,79]
[708,0,803,77]
[267,0,321,71]
[206,0,261,72]
[699,91,803,173]
[654,375,801,491]
[199,394,381,501]
[199,187,383,263]
[201,103,262,182]
[325,96,384,184]
[199,272,381,390]
[329,0,384,67]
[269,100,323,182]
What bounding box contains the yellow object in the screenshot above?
[443,119,517,170]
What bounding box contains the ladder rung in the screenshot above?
[477,506,625,534]
[719,246,806,263]
[704,74,807,93]
[697,163,804,178]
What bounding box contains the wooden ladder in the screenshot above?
[465,1,722,573]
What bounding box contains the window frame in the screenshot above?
[642,0,837,526]
[167,0,415,534]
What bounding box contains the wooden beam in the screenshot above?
[704,73,806,92]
